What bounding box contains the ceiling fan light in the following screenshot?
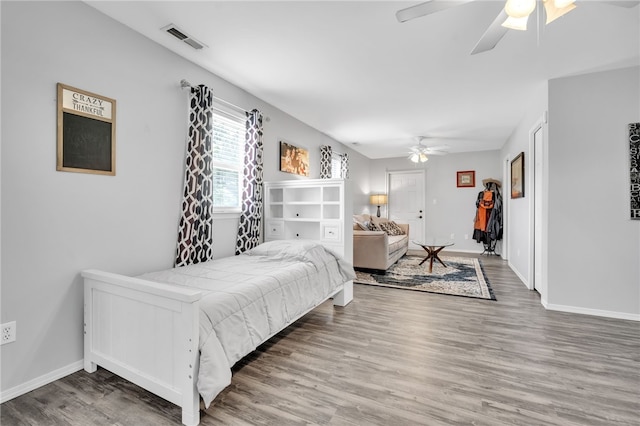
[501,15,529,31]
[553,0,575,8]
[419,153,429,162]
[543,0,576,24]
[410,153,420,163]
[504,0,536,18]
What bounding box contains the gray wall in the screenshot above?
[501,67,640,319]
[368,151,502,253]
[547,66,639,317]
[0,1,368,397]
[500,83,549,287]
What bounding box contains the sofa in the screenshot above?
[352,214,409,272]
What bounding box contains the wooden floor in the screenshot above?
[2,252,639,426]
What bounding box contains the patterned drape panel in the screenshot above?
[235,109,264,254]
[340,152,349,179]
[175,85,215,267]
[320,145,332,179]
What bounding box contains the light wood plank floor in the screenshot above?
[2,252,639,425]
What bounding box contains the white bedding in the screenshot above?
[138,240,355,407]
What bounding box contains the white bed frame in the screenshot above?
[82,269,353,426]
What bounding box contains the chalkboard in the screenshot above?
[57,83,116,175]
[62,113,112,171]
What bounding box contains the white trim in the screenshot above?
[528,118,544,292]
[544,303,640,322]
[0,360,83,403]
[442,248,485,254]
[213,211,240,220]
[508,261,529,289]
[386,169,426,249]
[501,155,509,261]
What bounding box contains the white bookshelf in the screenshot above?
[263,179,352,262]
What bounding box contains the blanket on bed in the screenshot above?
[138,240,355,407]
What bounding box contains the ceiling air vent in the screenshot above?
[162,24,206,50]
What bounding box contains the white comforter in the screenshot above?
[138,240,355,407]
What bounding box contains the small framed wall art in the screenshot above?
[511,152,525,199]
[280,141,309,177]
[57,83,116,176]
[456,170,475,187]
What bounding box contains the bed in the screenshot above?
[82,240,355,425]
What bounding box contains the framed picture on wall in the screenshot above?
[511,152,525,199]
[280,141,309,177]
[57,83,116,176]
[456,170,475,187]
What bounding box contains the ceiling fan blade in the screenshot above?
[396,0,475,23]
[470,9,509,55]
[426,145,450,151]
[605,1,639,7]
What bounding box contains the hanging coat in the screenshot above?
[487,189,503,241]
[474,190,494,231]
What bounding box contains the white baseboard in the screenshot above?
[508,261,530,289]
[444,248,484,254]
[0,360,84,403]
[544,303,640,322]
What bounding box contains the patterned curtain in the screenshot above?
[340,152,349,179]
[235,109,264,254]
[320,145,332,179]
[175,85,215,267]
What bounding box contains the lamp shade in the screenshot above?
[370,194,388,205]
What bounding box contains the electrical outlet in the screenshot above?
[464,234,469,240]
[450,233,455,239]
[1,321,16,345]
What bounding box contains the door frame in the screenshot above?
[527,116,548,301]
[502,155,509,261]
[387,169,426,249]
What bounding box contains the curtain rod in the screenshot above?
[180,79,250,115]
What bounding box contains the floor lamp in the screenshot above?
[370,194,388,218]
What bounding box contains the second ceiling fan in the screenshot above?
[396,0,635,55]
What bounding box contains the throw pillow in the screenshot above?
[378,221,398,236]
[367,221,382,231]
[353,217,368,231]
[388,221,406,235]
[378,221,405,236]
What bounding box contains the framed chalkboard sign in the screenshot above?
[57,83,116,175]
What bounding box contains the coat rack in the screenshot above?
[473,178,503,255]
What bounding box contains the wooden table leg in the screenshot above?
[418,248,431,266]
[417,245,447,273]
[432,246,448,269]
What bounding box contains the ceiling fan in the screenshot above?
[396,0,638,55]
[408,137,449,163]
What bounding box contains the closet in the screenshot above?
[473,178,503,255]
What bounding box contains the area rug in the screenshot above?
[354,255,496,300]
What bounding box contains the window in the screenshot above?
[331,151,347,179]
[211,107,244,212]
[331,153,342,179]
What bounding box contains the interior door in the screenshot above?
[388,170,425,249]
[533,126,544,294]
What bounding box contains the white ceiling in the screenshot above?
[85,0,639,159]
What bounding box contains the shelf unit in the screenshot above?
[264,179,352,262]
